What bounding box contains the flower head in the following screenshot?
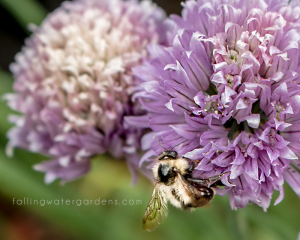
[127,0,300,210]
[5,0,166,183]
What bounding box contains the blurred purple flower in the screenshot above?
[5,0,166,184]
[127,0,300,210]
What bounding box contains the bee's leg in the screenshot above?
[214,180,225,187]
[188,161,196,173]
[187,178,210,186]
[188,171,230,187]
[188,162,194,172]
[206,174,224,187]
[187,159,200,172]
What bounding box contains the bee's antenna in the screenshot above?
[170,139,188,150]
[158,139,167,151]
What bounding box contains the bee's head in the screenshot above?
[157,150,178,161]
[157,163,176,185]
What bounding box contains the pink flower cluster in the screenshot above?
[127,0,300,210]
[6,0,166,183]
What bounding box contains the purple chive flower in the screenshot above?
[5,0,166,184]
[126,0,300,210]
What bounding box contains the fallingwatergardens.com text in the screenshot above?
[12,197,142,207]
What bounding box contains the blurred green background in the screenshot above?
[0,0,299,239]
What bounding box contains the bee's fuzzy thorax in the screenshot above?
[173,158,190,175]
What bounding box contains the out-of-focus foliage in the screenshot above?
[0,0,47,32]
[0,0,299,239]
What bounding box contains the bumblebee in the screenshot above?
[143,147,229,231]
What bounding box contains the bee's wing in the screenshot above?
[143,184,168,232]
[177,173,214,208]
